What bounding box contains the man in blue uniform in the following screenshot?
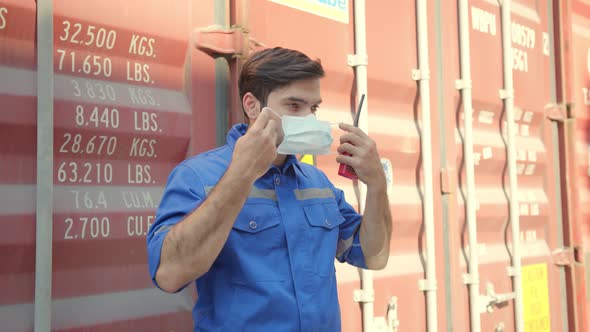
[147,47,392,331]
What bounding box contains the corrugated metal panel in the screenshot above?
[49,1,197,330]
[360,0,436,330]
[0,0,222,330]
[0,1,39,330]
[461,0,564,330]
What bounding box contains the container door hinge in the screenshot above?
[193,25,251,58]
[353,289,375,303]
[544,103,570,121]
[552,247,581,266]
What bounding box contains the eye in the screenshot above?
[311,105,319,113]
[287,103,299,111]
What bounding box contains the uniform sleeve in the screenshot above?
[331,184,367,269]
[147,164,206,291]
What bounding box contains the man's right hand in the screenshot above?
[230,107,282,181]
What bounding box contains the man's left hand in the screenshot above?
[336,123,386,188]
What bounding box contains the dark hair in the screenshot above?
[239,47,325,109]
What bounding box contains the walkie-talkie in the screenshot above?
[338,94,365,180]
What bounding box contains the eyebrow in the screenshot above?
[284,97,323,105]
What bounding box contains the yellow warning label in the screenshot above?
[522,263,551,332]
[299,154,315,166]
[269,0,349,24]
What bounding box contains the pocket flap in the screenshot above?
[303,203,345,230]
[233,205,281,233]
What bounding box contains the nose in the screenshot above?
[298,108,316,117]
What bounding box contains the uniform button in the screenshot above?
[249,220,257,230]
[275,177,280,186]
[325,219,332,226]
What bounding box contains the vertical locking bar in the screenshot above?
[499,1,524,331]
[458,0,481,330]
[350,1,374,331]
[416,0,438,330]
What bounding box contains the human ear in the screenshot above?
[242,92,262,121]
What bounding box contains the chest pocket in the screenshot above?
[303,202,345,277]
[227,204,288,282]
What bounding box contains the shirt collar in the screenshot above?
[226,123,309,178]
[285,155,309,178]
[226,123,248,149]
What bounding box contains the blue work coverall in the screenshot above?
[148,124,367,331]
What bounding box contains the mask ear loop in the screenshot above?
[262,106,284,119]
[315,122,340,155]
[261,107,285,147]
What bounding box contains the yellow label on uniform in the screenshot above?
[269,0,349,24]
[522,263,551,332]
[299,154,315,166]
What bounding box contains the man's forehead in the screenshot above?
[281,96,323,104]
[271,79,321,100]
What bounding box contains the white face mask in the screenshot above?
[268,109,333,155]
